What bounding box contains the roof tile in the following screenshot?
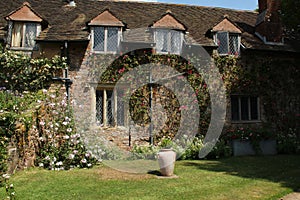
[0,0,296,51]
[152,13,186,31]
[212,17,242,33]
[89,10,124,27]
[5,2,43,22]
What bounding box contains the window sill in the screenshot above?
[231,120,262,124]
[156,51,181,55]
[218,53,240,57]
[92,50,118,55]
[9,47,36,51]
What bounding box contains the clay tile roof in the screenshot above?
[0,0,297,52]
[152,12,186,31]
[89,10,124,27]
[5,2,43,22]
[212,17,242,33]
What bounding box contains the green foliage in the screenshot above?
[99,53,243,143]
[0,49,97,186]
[252,58,299,144]
[224,127,274,141]
[131,136,232,160]
[281,0,300,30]
[34,89,97,170]
[179,136,204,160]
[1,174,15,199]
[0,50,65,91]
[277,128,300,154]
[206,139,232,159]
[130,145,159,159]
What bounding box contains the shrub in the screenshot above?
[130,145,159,159]
[277,128,300,154]
[130,136,232,160]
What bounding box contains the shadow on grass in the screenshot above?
[147,170,161,176]
[182,155,300,192]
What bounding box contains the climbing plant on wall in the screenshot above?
[95,51,247,143]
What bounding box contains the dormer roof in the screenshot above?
[151,12,186,31]
[5,2,43,22]
[212,17,242,33]
[88,10,124,27]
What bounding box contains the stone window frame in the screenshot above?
[92,85,127,127]
[154,28,184,55]
[214,31,241,56]
[7,21,41,50]
[91,26,122,54]
[231,95,261,123]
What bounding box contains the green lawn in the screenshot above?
[1,155,299,200]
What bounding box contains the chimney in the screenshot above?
[256,0,283,44]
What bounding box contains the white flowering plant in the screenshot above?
[34,89,97,170]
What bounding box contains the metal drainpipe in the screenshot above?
[53,41,72,106]
[149,66,154,145]
[64,41,71,103]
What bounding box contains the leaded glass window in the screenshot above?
[155,29,182,54]
[215,32,240,56]
[11,22,38,48]
[93,27,120,53]
[231,96,260,121]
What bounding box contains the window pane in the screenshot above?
[231,96,239,121]
[250,97,259,120]
[106,90,114,126]
[170,30,182,54]
[229,34,239,55]
[241,96,249,120]
[156,30,168,53]
[96,90,104,124]
[216,32,229,54]
[117,89,125,126]
[24,23,37,47]
[11,22,23,47]
[107,27,119,52]
[94,27,105,51]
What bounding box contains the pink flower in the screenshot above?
[179,105,188,111]
[118,67,125,74]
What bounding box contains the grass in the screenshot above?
[1,155,299,200]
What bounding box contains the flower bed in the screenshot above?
[225,127,277,156]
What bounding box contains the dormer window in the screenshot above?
[212,17,242,56]
[89,10,124,54]
[11,22,40,48]
[151,12,186,55]
[215,32,240,55]
[5,2,43,50]
[155,29,183,54]
[92,26,121,53]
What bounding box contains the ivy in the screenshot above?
[93,52,244,143]
[0,50,65,92]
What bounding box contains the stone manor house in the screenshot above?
[0,0,299,146]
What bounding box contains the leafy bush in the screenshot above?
[277,128,300,154]
[0,50,97,174]
[206,139,232,159]
[131,136,232,160]
[130,145,159,159]
[34,89,97,170]
[0,50,65,91]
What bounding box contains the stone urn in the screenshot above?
[157,149,176,176]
